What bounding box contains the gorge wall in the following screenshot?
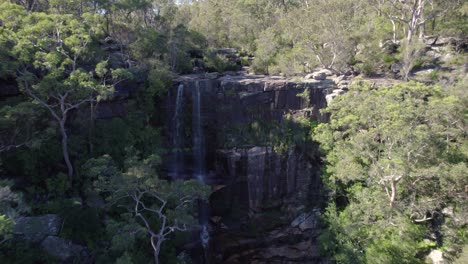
[164,72,334,208]
[163,72,336,263]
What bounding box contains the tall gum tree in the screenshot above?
[86,154,210,264]
[369,0,462,43]
[1,3,126,181]
[315,82,467,261]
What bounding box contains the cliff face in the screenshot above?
[164,72,334,207]
[164,72,334,263]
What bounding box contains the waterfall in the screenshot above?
[200,225,209,248]
[172,83,185,178]
[192,80,210,263]
[192,81,205,183]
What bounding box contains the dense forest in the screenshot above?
[0,0,466,263]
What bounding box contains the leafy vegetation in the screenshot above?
[0,0,466,263]
[315,82,467,262]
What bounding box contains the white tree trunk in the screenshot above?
[59,120,73,179]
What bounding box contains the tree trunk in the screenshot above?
[390,19,397,43]
[418,23,425,39]
[154,250,158,264]
[151,236,162,264]
[407,26,415,43]
[88,100,95,154]
[390,180,396,208]
[59,120,73,180]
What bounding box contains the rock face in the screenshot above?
[14,214,90,262]
[428,250,448,264]
[41,236,90,263]
[165,72,333,263]
[215,146,321,212]
[291,209,321,231]
[205,207,325,264]
[164,73,333,200]
[13,214,61,243]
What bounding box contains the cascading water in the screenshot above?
[192,80,210,263]
[200,224,210,263]
[171,83,185,178]
[192,81,205,183]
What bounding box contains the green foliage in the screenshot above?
[116,252,135,264]
[0,0,466,262]
[398,39,426,80]
[130,28,168,61]
[316,82,467,262]
[0,240,58,263]
[358,62,375,77]
[46,172,69,198]
[86,153,210,262]
[0,180,30,219]
[91,117,163,167]
[203,52,238,73]
[252,28,279,74]
[143,62,174,116]
[60,206,104,248]
[0,100,49,153]
[0,214,13,243]
[0,180,29,246]
[222,114,316,155]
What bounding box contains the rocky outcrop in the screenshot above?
[174,73,334,123]
[206,208,325,264]
[167,72,330,263]
[14,214,61,243]
[41,236,90,263]
[164,72,333,180]
[291,209,321,231]
[164,72,330,211]
[427,250,449,264]
[305,70,329,81]
[14,214,90,263]
[214,146,320,212]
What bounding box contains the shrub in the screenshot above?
[204,53,238,72]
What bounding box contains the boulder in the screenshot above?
[427,250,448,264]
[380,40,399,54]
[325,93,338,104]
[325,89,347,104]
[291,213,307,228]
[259,241,318,260]
[291,209,320,231]
[14,214,61,243]
[312,72,327,81]
[319,69,334,76]
[424,36,439,46]
[41,236,90,263]
[305,71,327,81]
[390,62,402,74]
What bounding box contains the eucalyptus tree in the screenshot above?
[278,0,369,74]
[86,154,210,264]
[368,0,463,43]
[0,3,129,181]
[315,82,467,262]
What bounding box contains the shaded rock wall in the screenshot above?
[164,73,334,212]
[215,146,321,212]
